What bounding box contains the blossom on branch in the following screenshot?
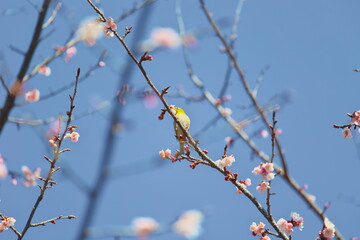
[252,162,275,180]
[256,180,269,193]
[214,154,235,169]
[38,65,51,76]
[0,216,16,232]
[22,166,41,187]
[65,131,80,143]
[250,221,266,237]
[131,217,159,238]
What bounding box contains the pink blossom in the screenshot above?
[221,108,232,117]
[46,119,61,139]
[250,222,265,236]
[260,129,269,138]
[65,132,80,142]
[49,139,57,148]
[105,17,117,31]
[98,61,106,67]
[256,180,270,193]
[164,149,171,159]
[277,218,293,235]
[322,218,335,239]
[143,93,158,109]
[103,17,117,38]
[342,128,352,138]
[351,110,360,125]
[252,162,275,180]
[151,28,181,48]
[291,212,304,230]
[0,155,8,179]
[159,150,166,159]
[0,216,16,232]
[65,46,77,62]
[78,18,103,46]
[275,129,282,135]
[131,217,159,238]
[38,65,51,76]
[25,89,40,102]
[214,154,236,169]
[159,149,172,160]
[225,136,234,145]
[172,210,204,239]
[244,178,252,186]
[22,166,41,187]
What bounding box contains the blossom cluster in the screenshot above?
[0,216,16,232]
[103,17,117,38]
[250,222,270,240]
[342,110,360,138]
[277,212,304,236]
[214,154,235,169]
[315,218,336,240]
[252,162,275,180]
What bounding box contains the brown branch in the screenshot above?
[30,215,77,227]
[199,0,289,178]
[0,0,52,135]
[18,68,80,240]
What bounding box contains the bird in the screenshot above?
[171,106,191,154]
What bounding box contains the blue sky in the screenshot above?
[0,0,360,239]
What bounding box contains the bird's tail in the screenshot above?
[179,141,185,154]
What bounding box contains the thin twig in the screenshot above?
[42,2,62,29]
[0,76,10,94]
[30,215,77,227]
[18,69,80,240]
[115,0,157,23]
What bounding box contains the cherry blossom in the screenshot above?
[65,131,80,142]
[256,180,270,193]
[342,128,352,138]
[0,216,16,232]
[351,110,360,125]
[131,217,159,238]
[159,149,172,160]
[250,222,265,236]
[65,46,77,62]
[0,155,8,179]
[214,154,236,169]
[322,218,335,239]
[78,18,103,46]
[25,89,40,102]
[22,166,41,187]
[38,65,51,76]
[151,28,181,48]
[277,218,293,235]
[252,162,275,180]
[172,210,204,239]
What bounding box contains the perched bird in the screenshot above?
[171,106,191,154]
